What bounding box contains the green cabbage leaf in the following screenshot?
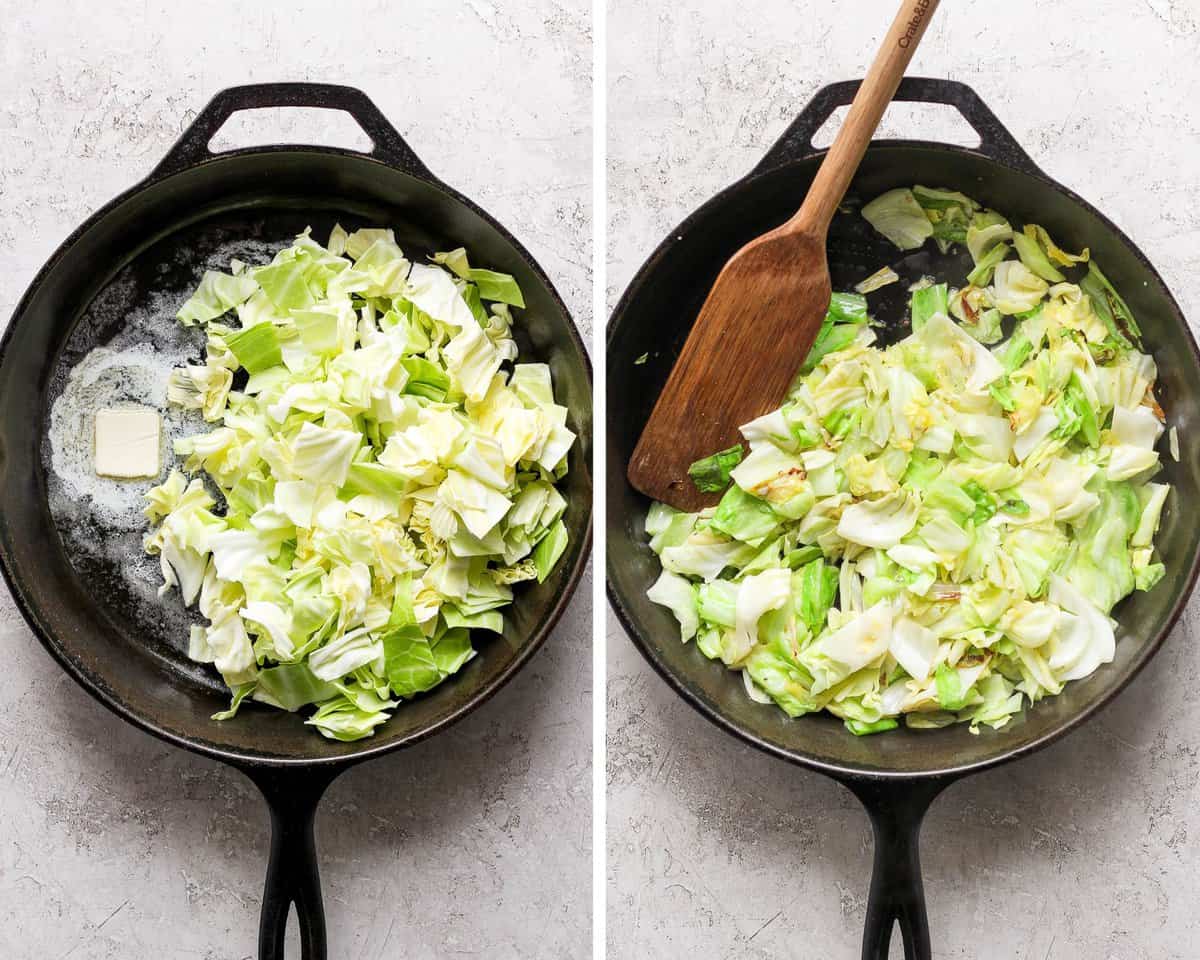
[645,187,1171,735]
[145,227,574,740]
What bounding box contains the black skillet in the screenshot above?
[607,78,1200,959]
[0,83,592,959]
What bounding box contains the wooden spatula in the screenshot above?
[628,0,941,512]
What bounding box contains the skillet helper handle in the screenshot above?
[151,82,433,180]
[787,0,940,234]
[247,765,343,960]
[755,76,1039,179]
[849,778,950,960]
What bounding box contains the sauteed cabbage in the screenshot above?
[144,227,575,740]
[646,187,1171,735]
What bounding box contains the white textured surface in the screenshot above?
[0,2,591,958]
[608,2,1200,958]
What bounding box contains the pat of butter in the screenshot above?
[94,407,161,479]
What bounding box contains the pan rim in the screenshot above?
[605,138,1200,783]
[0,143,594,769]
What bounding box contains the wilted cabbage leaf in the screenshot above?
[646,187,1171,736]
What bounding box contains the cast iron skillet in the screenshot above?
[607,78,1200,959]
[0,83,592,959]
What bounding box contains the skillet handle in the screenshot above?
[244,764,345,960]
[753,77,1041,178]
[847,777,951,960]
[151,82,434,181]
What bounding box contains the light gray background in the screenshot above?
[0,2,591,958]
[608,2,1200,958]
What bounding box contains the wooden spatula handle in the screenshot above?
[789,0,940,235]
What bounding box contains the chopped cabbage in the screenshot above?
[862,188,934,251]
[688,444,744,493]
[145,226,575,740]
[855,266,900,294]
[648,187,1172,735]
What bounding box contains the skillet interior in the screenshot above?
[0,149,593,763]
[607,143,1200,778]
